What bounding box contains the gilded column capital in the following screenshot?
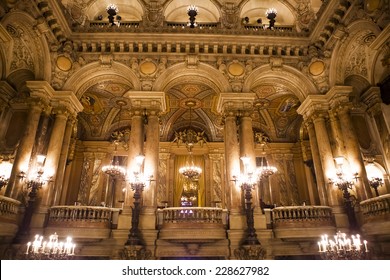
[326,85,352,111]
[51,90,83,116]
[124,91,166,113]
[361,87,382,116]
[296,94,329,121]
[214,92,256,115]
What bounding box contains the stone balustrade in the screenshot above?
[158,207,227,226]
[48,206,120,229]
[0,195,21,240]
[0,195,21,222]
[272,206,334,223]
[360,194,390,223]
[157,207,228,243]
[271,206,335,239]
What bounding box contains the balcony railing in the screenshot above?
[46,206,121,240]
[0,195,21,223]
[271,206,335,239]
[157,207,228,242]
[360,194,390,223]
[0,195,21,239]
[158,207,227,226]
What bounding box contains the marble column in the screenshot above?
[6,101,45,199]
[328,111,346,158]
[312,112,339,206]
[53,116,76,205]
[337,105,372,200]
[143,110,159,209]
[125,110,144,208]
[305,120,327,205]
[239,112,259,208]
[224,111,241,212]
[41,108,69,207]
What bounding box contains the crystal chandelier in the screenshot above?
[179,102,202,180]
[102,101,126,178]
[25,232,76,260]
[318,231,368,260]
[102,143,126,177]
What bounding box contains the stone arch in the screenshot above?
[244,64,318,101]
[1,11,51,81]
[63,61,141,98]
[344,75,371,101]
[330,19,382,86]
[154,62,229,142]
[164,0,221,22]
[153,62,231,93]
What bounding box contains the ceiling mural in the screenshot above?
[78,81,132,140]
[252,84,302,142]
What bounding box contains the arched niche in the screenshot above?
[164,0,220,22]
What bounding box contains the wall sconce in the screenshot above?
[0,161,12,190]
[365,160,384,197]
[329,156,359,230]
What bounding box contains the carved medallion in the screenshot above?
[56,56,72,71]
[309,61,325,76]
[228,62,245,76]
[140,61,157,75]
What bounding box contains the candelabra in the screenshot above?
[265,8,277,29]
[16,155,52,239]
[24,233,76,260]
[329,157,359,231]
[234,156,277,245]
[125,155,152,246]
[369,177,383,197]
[106,3,120,26]
[187,5,198,28]
[318,231,368,260]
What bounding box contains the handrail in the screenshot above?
[48,205,120,224]
[272,206,334,222]
[158,207,227,225]
[0,195,21,216]
[360,194,390,217]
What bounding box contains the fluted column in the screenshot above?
[328,111,346,157]
[224,111,241,211]
[144,110,159,209]
[361,87,390,193]
[125,110,144,208]
[239,112,259,208]
[6,100,45,199]
[53,116,76,205]
[41,108,69,207]
[312,112,339,206]
[337,105,372,200]
[305,120,327,205]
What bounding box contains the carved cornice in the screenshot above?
[123,91,166,113]
[51,90,84,115]
[215,92,256,114]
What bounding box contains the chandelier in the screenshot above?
[318,231,368,260]
[102,143,126,177]
[25,232,76,260]
[102,100,127,178]
[179,101,202,180]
